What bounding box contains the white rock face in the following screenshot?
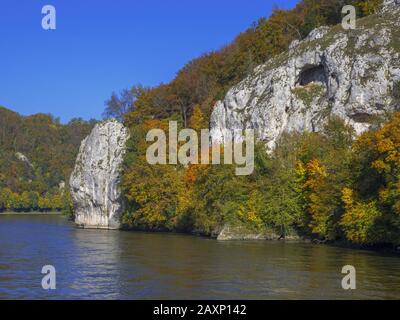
[381,0,400,13]
[15,152,34,168]
[70,120,130,229]
[210,8,400,150]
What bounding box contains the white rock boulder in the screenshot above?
[70,120,130,229]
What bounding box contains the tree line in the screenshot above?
[121,111,400,247]
[0,188,71,213]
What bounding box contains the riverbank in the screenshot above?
[325,239,400,256]
[120,224,400,255]
[3,212,399,254]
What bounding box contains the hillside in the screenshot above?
[121,0,384,127]
[117,0,400,246]
[0,106,95,212]
[211,2,400,149]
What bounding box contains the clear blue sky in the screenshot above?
[0,0,299,123]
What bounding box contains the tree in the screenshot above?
[20,191,31,211]
[355,0,384,15]
[121,119,186,231]
[51,194,63,211]
[29,191,40,211]
[122,163,185,230]
[261,165,303,236]
[0,188,13,211]
[188,105,207,132]
[103,86,147,122]
[61,191,74,220]
[340,188,381,244]
[303,159,331,237]
[0,188,6,211]
[38,196,51,212]
[350,113,400,244]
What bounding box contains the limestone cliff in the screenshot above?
[70,120,130,229]
[210,2,400,150]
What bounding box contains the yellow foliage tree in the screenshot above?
[361,113,400,215]
[340,188,381,244]
[303,159,331,237]
[188,105,207,132]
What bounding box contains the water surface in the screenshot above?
[0,215,399,299]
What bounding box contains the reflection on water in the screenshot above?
[0,215,399,299]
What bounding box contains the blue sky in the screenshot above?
[0,0,299,123]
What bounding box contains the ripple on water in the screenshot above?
[0,215,399,299]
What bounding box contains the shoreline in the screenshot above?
[121,227,400,255]
[3,213,399,255]
[119,229,399,256]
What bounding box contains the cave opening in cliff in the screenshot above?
[296,64,328,87]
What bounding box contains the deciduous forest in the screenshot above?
[0,106,95,214]
[116,0,400,246]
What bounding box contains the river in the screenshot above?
[0,214,399,300]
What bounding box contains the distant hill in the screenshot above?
[0,106,95,211]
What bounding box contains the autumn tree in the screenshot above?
[340,188,381,244]
[349,113,400,245]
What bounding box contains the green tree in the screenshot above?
[20,191,31,211]
[29,191,40,211]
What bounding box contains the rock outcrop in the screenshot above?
[70,120,130,229]
[216,224,300,241]
[210,5,400,150]
[15,152,34,168]
[381,0,400,13]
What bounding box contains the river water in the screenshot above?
[0,214,399,300]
